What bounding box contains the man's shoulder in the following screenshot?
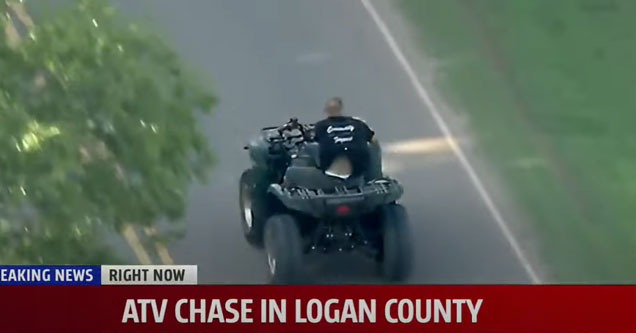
[317,116,348,126]
[350,116,372,128]
[314,118,329,129]
[316,116,370,127]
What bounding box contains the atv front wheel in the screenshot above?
[263,214,303,284]
[378,204,413,282]
[239,168,271,247]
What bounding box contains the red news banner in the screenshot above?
[2,285,636,332]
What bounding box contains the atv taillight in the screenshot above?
[335,205,351,216]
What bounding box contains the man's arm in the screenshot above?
[313,120,325,141]
[364,121,376,143]
[352,117,376,143]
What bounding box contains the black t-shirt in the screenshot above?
[314,116,374,169]
[314,116,374,149]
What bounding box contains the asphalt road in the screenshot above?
[115,0,533,284]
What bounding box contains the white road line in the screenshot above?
[145,227,175,265]
[8,1,34,28]
[360,0,541,283]
[122,225,153,265]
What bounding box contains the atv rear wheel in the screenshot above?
[378,203,413,282]
[239,168,271,247]
[263,214,303,284]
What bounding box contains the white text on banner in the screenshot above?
[101,265,197,285]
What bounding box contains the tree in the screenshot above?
[0,0,216,264]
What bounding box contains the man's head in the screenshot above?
[324,97,343,117]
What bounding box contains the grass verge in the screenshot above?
[399,0,636,282]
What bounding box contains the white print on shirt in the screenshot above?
[327,125,355,134]
[325,124,356,145]
[334,137,354,144]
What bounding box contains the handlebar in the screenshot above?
[275,118,314,140]
[276,117,300,133]
[246,118,315,153]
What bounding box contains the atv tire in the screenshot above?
[263,214,303,284]
[378,203,413,282]
[239,168,272,247]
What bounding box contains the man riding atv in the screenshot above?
[239,99,413,284]
[314,97,376,180]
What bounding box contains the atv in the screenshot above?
[239,117,412,284]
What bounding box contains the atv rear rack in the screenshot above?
[268,178,404,218]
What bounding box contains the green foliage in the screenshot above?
[0,0,216,264]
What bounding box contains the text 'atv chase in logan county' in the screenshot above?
[122,298,483,324]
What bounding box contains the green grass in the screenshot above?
[399,0,636,282]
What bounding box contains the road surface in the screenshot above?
[114,0,534,284]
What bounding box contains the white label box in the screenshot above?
[101,265,197,285]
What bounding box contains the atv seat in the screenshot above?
[308,141,383,181]
[283,166,364,190]
[288,142,320,168]
[288,141,383,184]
